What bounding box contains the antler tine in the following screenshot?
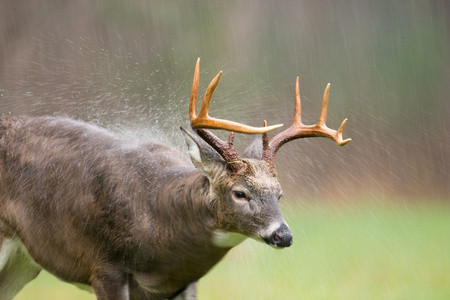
[318,83,330,126]
[337,118,350,144]
[293,76,302,127]
[189,58,200,121]
[189,58,283,134]
[317,83,351,146]
[197,70,222,120]
[263,78,351,168]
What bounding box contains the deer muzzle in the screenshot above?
[262,223,293,248]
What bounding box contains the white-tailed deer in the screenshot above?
[0,58,350,300]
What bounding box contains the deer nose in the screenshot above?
[270,223,293,248]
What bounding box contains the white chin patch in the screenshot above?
[212,230,247,248]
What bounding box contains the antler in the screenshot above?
[262,77,351,168]
[189,58,283,134]
[189,58,283,173]
[195,129,244,173]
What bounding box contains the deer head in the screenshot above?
[181,58,350,248]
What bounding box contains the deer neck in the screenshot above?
[153,168,217,241]
[162,169,248,249]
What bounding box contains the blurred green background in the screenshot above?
[1,0,449,299]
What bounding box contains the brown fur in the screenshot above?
[0,116,290,300]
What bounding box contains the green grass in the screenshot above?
[15,198,450,299]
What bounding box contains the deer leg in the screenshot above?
[169,281,197,300]
[91,266,129,300]
[127,276,165,300]
[0,236,42,300]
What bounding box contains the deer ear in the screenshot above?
[180,127,225,177]
[243,135,263,159]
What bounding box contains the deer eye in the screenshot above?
[232,191,248,201]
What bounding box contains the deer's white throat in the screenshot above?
[211,230,247,248]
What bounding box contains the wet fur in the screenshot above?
[0,116,287,299]
[0,116,227,299]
